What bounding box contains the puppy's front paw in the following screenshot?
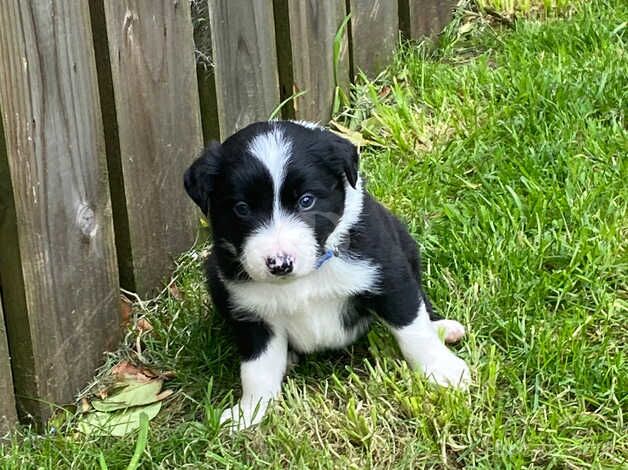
[423,352,471,390]
[220,401,267,432]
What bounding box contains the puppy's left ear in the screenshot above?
[184,141,221,215]
[322,132,360,188]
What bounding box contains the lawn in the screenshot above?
[2,1,626,468]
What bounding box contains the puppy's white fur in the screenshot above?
[392,303,470,389]
[225,254,380,319]
[241,213,319,281]
[248,127,291,210]
[243,128,320,281]
[220,332,287,431]
[325,177,365,252]
[218,122,469,430]
[432,319,466,344]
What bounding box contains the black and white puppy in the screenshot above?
[184,120,470,430]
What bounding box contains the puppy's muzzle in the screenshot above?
[265,254,294,276]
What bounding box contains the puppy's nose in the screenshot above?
[265,254,294,276]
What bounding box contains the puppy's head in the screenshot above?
[184,121,360,281]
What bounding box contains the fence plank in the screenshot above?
[209,0,280,139]
[99,0,203,296]
[0,291,17,436]
[284,1,350,122]
[349,0,399,78]
[0,1,120,421]
[400,0,457,39]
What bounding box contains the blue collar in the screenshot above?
[315,249,335,269]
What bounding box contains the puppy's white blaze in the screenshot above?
[220,333,288,430]
[325,177,364,251]
[241,213,318,281]
[392,302,471,389]
[247,127,291,215]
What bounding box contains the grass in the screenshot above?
[2,0,627,468]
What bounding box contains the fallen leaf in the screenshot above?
[111,361,154,383]
[168,283,183,300]
[155,389,174,401]
[136,318,153,333]
[91,380,163,412]
[78,402,161,437]
[378,85,391,99]
[458,21,475,35]
[329,121,383,148]
[160,370,176,380]
[80,398,91,413]
[120,297,133,324]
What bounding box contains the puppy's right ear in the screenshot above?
[184,142,222,215]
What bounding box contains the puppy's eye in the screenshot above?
[297,193,316,211]
[233,201,251,218]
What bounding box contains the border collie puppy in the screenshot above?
[184,121,470,430]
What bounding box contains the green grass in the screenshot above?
[475,0,575,17]
[2,1,627,468]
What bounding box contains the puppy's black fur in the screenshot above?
[185,121,470,430]
[185,121,441,361]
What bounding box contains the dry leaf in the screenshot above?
[78,402,161,437]
[111,361,153,383]
[120,296,133,324]
[458,21,475,35]
[80,398,91,413]
[155,389,174,401]
[78,362,175,437]
[91,380,163,412]
[168,283,183,300]
[160,370,176,380]
[136,318,153,333]
[329,121,383,148]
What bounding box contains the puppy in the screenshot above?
[184,121,470,430]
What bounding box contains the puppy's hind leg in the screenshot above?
[422,292,466,344]
[369,284,470,389]
[432,319,466,344]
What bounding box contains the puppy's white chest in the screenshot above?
[224,256,380,352]
[274,298,360,353]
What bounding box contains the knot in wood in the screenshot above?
[76,203,97,239]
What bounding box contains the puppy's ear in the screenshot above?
[317,132,359,188]
[184,142,222,215]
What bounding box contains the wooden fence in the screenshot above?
[0,0,456,429]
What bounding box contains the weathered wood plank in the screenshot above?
[400,0,457,39]
[99,0,203,295]
[284,1,350,122]
[0,1,120,421]
[349,0,399,78]
[209,0,280,139]
[0,290,17,436]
